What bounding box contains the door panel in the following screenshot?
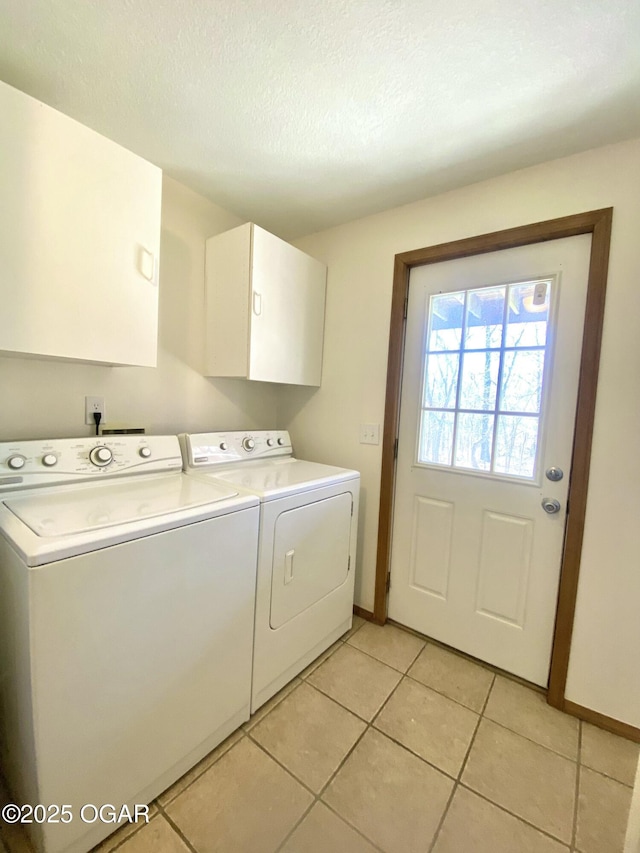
[475,510,533,627]
[389,236,591,685]
[409,496,453,599]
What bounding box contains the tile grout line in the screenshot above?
[405,672,495,715]
[299,641,569,851]
[387,620,550,696]
[302,672,412,851]
[343,635,426,676]
[240,624,404,852]
[98,822,148,853]
[571,721,582,850]
[463,671,496,775]
[272,798,316,853]
[367,672,481,784]
[158,731,247,808]
[476,713,581,764]
[450,670,577,848]
[277,669,417,851]
[93,810,169,853]
[319,801,387,852]
[427,671,497,853]
[574,761,636,790]
[155,803,200,853]
[244,679,302,731]
[247,672,430,838]
[297,626,357,680]
[270,673,391,853]
[245,731,319,799]
[456,782,574,849]
[313,632,497,727]
[403,668,494,715]
[458,672,578,848]
[315,670,409,797]
[302,676,385,726]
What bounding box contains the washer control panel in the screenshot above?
[181,431,292,469]
[0,436,183,493]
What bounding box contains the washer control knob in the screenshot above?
[42,454,58,467]
[267,438,274,447]
[277,438,284,446]
[7,455,26,470]
[89,446,113,467]
[219,442,228,451]
[139,447,152,458]
[242,437,255,452]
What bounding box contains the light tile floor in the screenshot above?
[2,617,638,853]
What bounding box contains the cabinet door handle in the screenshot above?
[252,291,262,315]
[138,246,156,283]
[284,549,294,585]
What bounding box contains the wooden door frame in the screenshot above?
[374,208,613,709]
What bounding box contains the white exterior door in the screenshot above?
[389,235,591,686]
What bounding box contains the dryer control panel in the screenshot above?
[0,435,183,492]
[181,431,292,469]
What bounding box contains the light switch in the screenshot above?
[359,423,380,445]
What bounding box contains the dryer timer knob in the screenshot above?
[89,446,113,466]
[139,447,152,458]
[7,455,26,470]
[242,437,255,452]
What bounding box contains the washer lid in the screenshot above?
[4,474,241,537]
[210,458,359,500]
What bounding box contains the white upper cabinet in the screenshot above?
[205,223,327,386]
[0,80,162,366]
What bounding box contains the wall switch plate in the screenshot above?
[359,423,380,445]
[85,396,106,426]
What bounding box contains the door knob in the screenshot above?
[545,467,563,482]
[541,498,561,514]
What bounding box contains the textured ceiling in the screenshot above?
[1,1,639,239]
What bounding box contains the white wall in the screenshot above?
[0,176,278,440]
[281,136,640,728]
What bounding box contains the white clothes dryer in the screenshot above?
[180,430,360,712]
[0,435,259,853]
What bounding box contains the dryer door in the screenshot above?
[270,492,352,629]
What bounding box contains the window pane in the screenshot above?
[464,286,505,349]
[505,281,550,347]
[459,351,500,411]
[423,352,460,409]
[500,350,545,414]
[494,415,539,478]
[418,410,455,465]
[429,292,464,351]
[454,413,494,471]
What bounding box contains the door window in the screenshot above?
[418,279,553,480]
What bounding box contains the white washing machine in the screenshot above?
[0,435,259,853]
[180,430,360,711]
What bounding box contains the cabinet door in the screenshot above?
[249,226,326,385]
[0,81,162,366]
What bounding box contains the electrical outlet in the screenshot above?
[85,396,106,426]
[359,423,380,445]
